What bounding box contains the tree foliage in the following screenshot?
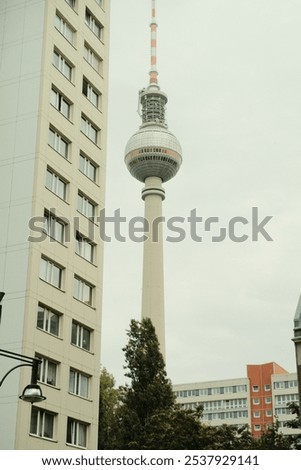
[98,368,120,449]
[284,402,301,450]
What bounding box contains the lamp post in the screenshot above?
[0,349,46,403]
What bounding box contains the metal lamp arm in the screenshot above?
[0,363,34,387]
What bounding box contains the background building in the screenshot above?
[173,362,300,438]
[0,0,110,449]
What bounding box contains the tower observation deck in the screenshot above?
[124,0,182,359]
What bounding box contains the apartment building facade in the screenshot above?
[173,363,300,438]
[0,0,110,449]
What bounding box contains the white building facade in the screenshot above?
[0,0,110,449]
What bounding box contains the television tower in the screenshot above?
[124,0,182,359]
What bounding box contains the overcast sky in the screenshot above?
[101,0,301,386]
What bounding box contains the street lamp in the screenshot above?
[0,349,46,403]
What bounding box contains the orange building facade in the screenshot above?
[247,362,288,437]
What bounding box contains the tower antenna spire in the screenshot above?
[149,0,158,85]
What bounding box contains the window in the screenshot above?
[254,424,261,431]
[253,398,260,405]
[46,168,68,200]
[85,8,103,39]
[264,384,271,391]
[253,411,261,418]
[77,192,96,219]
[71,320,91,351]
[30,408,55,440]
[276,394,299,405]
[65,0,75,8]
[55,12,74,44]
[79,153,97,182]
[82,78,100,108]
[76,232,95,262]
[37,304,60,336]
[266,409,273,417]
[69,369,89,398]
[36,355,58,386]
[84,42,102,73]
[48,127,69,159]
[252,385,259,392]
[74,276,93,305]
[40,257,63,289]
[81,115,99,144]
[51,87,71,119]
[53,49,73,80]
[44,210,66,244]
[265,397,272,404]
[66,418,88,448]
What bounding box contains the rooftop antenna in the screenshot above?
[149,0,158,85]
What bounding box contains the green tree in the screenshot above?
[201,424,255,450]
[251,420,293,450]
[114,318,208,449]
[98,368,120,449]
[284,402,301,449]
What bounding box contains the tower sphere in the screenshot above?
[124,123,182,183]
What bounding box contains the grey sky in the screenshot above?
[101,0,301,386]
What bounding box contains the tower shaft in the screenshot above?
[141,177,166,357]
[293,295,301,406]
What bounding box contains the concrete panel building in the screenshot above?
[174,363,300,438]
[0,0,110,449]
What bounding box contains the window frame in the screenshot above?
[30,407,55,440]
[79,152,97,182]
[77,192,96,220]
[36,355,58,387]
[73,276,94,306]
[37,304,60,337]
[55,11,75,44]
[69,368,90,398]
[83,42,103,74]
[46,167,68,201]
[48,127,70,159]
[82,77,101,108]
[51,87,72,120]
[71,320,91,351]
[53,49,73,81]
[44,210,67,244]
[66,417,88,448]
[85,8,103,40]
[76,232,95,263]
[40,257,63,289]
[80,115,99,144]
[65,0,76,9]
